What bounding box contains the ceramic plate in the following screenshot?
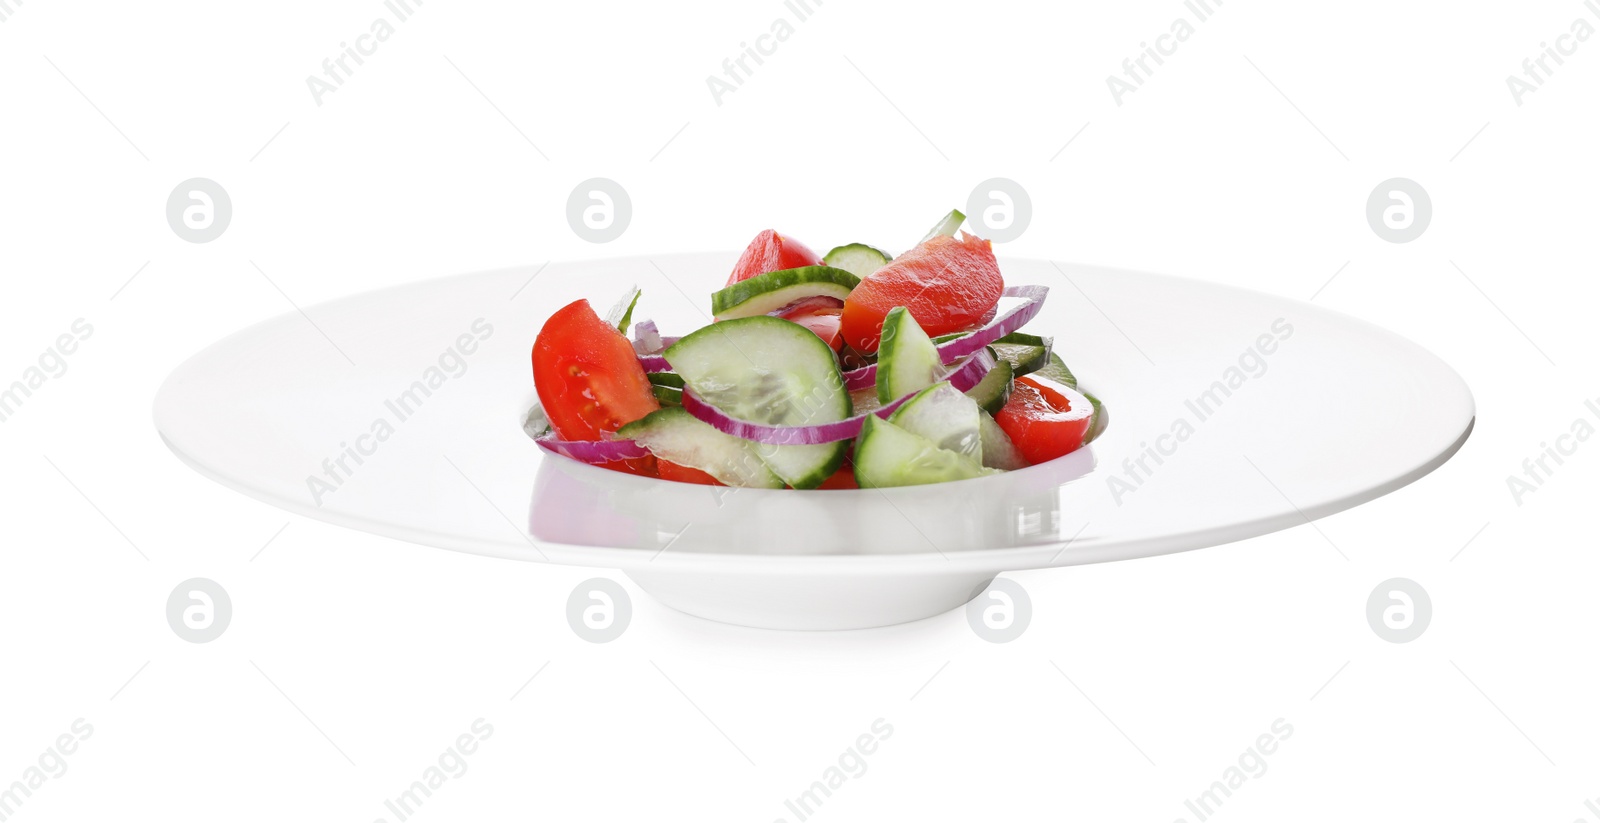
[154,255,1473,628]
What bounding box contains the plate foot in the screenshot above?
[625,568,996,631]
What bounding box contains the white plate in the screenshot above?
[154,255,1474,629]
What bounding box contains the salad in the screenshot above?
[526,210,1106,490]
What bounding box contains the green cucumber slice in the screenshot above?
[887,382,983,465]
[1082,388,1108,445]
[994,331,1049,347]
[876,307,942,404]
[1033,351,1078,388]
[523,403,551,440]
[964,350,1013,414]
[927,332,1049,379]
[647,372,685,405]
[978,411,1029,470]
[618,408,785,488]
[822,243,892,279]
[991,332,1052,377]
[606,287,641,334]
[919,209,966,243]
[665,316,850,489]
[853,415,994,489]
[710,266,859,320]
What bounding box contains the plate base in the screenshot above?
[626,568,995,631]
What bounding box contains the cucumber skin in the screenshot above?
[875,307,941,404]
[928,332,1049,379]
[664,315,851,490]
[991,332,1052,378]
[710,265,860,319]
[765,441,847,490]
[919,209,966,243]
[965,355,1014,414]
[852,415,991,489]
[978,411,1029,470]
[994,331,1050,347]
[1033,351,1078,388]
[617,407,784,488]
[648,372,686,404]
[651,385,683,406]
[822,243,892,279]
[1082,389,1108,445]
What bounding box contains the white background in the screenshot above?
[2,0,1597,820]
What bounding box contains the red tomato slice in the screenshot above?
[815,466,859,490]
[726,229,823,286]
[839,233,1003,352]
[532,298,660,475]
[776,305,844,351]
[658,460,723,485]
[993,376,1093,465]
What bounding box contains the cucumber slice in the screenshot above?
[1033,351,1078,388]
[823,243,892,279]
[887,382,982,465]
[665,316,850,489]
[1082,388,1108,445]
[876,307,942,404]
[991,332,1052,377]
[978,411,1029,470]
[523,403,551,440]
[617,408,785,488]
[964,350,1014,414]
[606,286,642,334]
[994,331,1049,346]
[853,415,994,489]
[927,333,1049,378]
[711,266,859,320]
[919,209,966,243]
[647,372,685,405]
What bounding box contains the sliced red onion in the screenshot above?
[536,434,649,463]
[839,284,1048,391]
[632,318,663,355]
[634,321,682,373]
[681,348,998,445]
[769,295,844,317]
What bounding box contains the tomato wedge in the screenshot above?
[775,304,844,351]
[993,376,1093,465]
[658,460,724,485]
[815,465,859,490]
[532,299,660,474]
[726,229,823,286]
[839,232,1003,352]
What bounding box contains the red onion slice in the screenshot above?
[535,434,650,463]
[680,348,998,445]
[769,294,845,317]
[635,332,681,373]
[632,318,663,355]
[839,285,1048,391]
[633,319,683,372]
